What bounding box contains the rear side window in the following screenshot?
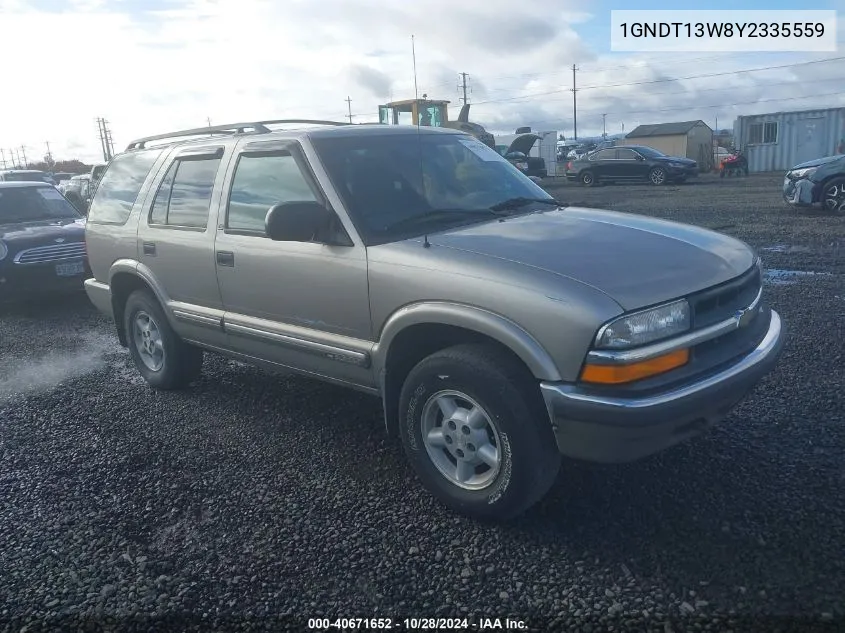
[87,149,162,225]
[226,153,316,233]
[149,157,221,229]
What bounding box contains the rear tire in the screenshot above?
[398,344,561,521]
[580,171,596,187]
[124,289,203,390]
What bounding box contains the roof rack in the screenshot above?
[126,119,351,151]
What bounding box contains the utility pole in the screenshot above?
[20,145,28,168]
[571,64,578,141]
[602,114,607,139]
[207,116,212,127]
[458,72,470,105]
[345,96,353,123]
[45,141,54,166]
[96,118,114,161]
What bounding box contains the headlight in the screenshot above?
[595,299,691,349]
[787,166,817,179]
[0,240,7,261]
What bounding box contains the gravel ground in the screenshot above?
[1,173,843,632]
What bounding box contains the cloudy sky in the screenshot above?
[0,0,843,165]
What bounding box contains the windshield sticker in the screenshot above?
[37,187,65,201]
[458,138,509,162]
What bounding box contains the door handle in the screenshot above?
[142,242,156,256]
[216,251,235,267]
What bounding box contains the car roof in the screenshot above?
[125,123,464,154]
[0,181,51,188]
[0,169,46,174]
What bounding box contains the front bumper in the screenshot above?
[539,310,784,463]
[667,165,698,179]
[782,176,818,207]
[0,259,90,303]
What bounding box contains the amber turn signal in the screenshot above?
[580,348,690,385]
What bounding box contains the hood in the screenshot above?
[0,217,86,243]
[655,155,696,165]
[423,207,754,311]
[507,133,541,156]
[789,154,845,170]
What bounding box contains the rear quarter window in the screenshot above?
[87,149,163,225]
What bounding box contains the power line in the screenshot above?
[471,56,845,107]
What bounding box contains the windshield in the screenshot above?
[0,186,81,222]
[312,133,554,244]
[635,146,666,158]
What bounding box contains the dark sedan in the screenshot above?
[565,145,698,186]
[0,182,89,302]
[782,153,845,214]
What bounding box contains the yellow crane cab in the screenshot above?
[377,98,496,148]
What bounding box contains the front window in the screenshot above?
[312,133,554,245]
[0,186,81,223]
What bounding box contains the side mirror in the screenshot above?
[265,201,334,243]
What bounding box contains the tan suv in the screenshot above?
[84,120,784,520]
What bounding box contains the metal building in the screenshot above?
[733,107,845,173]
[619,120,714,170]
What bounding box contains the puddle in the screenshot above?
[761,244,814,254]
[764,268,832,286]
[0,332,123,399]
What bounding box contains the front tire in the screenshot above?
[580,170,596,187]
[822,177,845,214]
[398,344,561,521]
[124,289,203,389]
[649,167,667,185]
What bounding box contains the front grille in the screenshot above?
[13,242,86,264]
[689,264,762,328]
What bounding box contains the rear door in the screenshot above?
[135,144,232,348]
[588,149,617,180]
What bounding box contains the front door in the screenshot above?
[612,147,648,180]
[213,139,374,389]
[136,145,230,348]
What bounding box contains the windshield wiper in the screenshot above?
[489,197,563,212]
[384,208,504,233]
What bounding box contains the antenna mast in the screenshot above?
[411,35,419,102]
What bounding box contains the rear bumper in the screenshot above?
[84,278,114,319]
[539,310,784,463]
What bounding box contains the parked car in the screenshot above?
[51,172,75,186]
[0,169,52,183]
[565,145,698,186]
[497,133,547,178]
[61,174,94,213]
[782,153,845,214]
[0,181,89,301]
[83,121,784,520]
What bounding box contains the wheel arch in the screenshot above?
[372,302,561,437]
[108,260,171,347]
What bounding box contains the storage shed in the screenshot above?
[733,107,845,173]
[619,120,714,170]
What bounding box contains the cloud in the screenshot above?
[349,65,393,100]
[0,0,842,162]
